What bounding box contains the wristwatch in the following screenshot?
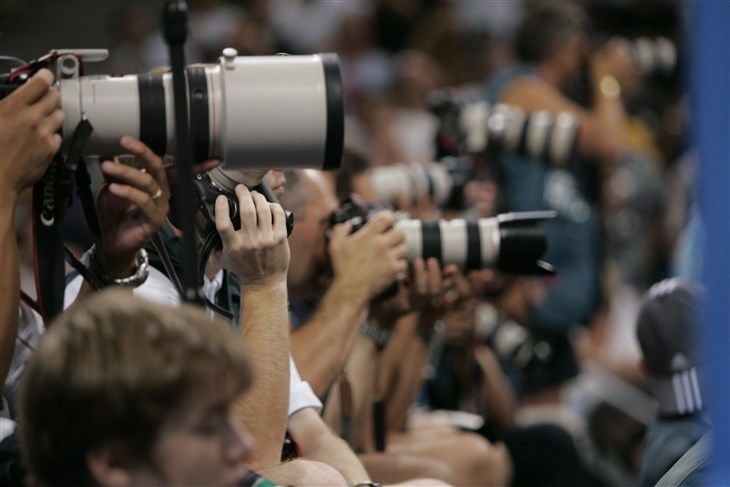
[88,245,150,288]
[351,481,383,487]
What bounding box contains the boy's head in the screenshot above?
[20,289,253,487]
[636,278,704,416]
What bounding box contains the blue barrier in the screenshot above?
[692,2,730,485]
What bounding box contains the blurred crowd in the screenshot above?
[1,1,709,486]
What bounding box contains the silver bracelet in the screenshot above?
[359,322,392,351]
[88,245,150,288]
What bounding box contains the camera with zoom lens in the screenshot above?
[329,199,555,275]
[630,36,676,78]
[0,47,344,184]
[475,304,552,377]
[429,90,579,168]
[367,157,473,211]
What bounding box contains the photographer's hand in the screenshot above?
[96,136,170,278]
[215,184,290,288]
[0,68,64,200]
[328,210,409,305]
[369,257,453,330]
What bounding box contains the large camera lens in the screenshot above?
[368,161,454,208]
[430,91,579,167]
[368,158,474,210]
[57,50,344,170]
[460,102,579,167]
[395,211,555,275]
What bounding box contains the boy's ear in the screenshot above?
[86,443,135,487]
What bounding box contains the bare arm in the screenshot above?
[500,39,633,166]
[217,186,292,470]
[291,211,408,398]
[0,194,21,383]
[0,69,63,381]
[288,407,372,485]
[290,279,369,398]
[473,344,517,431]
[500,75,626,164]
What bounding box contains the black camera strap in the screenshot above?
[32,120,93,323]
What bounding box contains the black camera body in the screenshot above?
[172,170,294,249]
[329,199,385,233]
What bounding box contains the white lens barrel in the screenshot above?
[525,110,552,161]
[369,162,453,207]
[58,52,343,170]
[395,217,501,270]
[549,112,578,166]
[60,75,142,156]
[216,54,333,168]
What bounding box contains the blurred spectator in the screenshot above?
[330,9,395,111]
[481,1,634,404]
[372,0,433,54]
[269,0,350,55]
[635,278,710,487]
[407,1,487,86]
[224,7,278,56]
[188,0,245,62]
[345,49,443,170]
[107,2,202,74]
[388,50,443,164]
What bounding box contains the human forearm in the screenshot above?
[588,74,628,164]
[0,197,20,383]
[290,280,369,398]
[322,336,380,452]
[236,281,291,469]
[302,425,371,484]
[289,407,372,485]
[474,345,516,431]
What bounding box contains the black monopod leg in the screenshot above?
[162,1,204,305]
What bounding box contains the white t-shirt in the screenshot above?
[65,267,322,416]
[2,302,45,442]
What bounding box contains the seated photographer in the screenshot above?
[328,259,515,487]
[280,169,409,398]
[64,174,301,481]
[421,272,590,487]
[1,67,64,482]
[280,168,515,486]
[0,67,64,388]
[18,288,266,487]
[67,164,420,487]
[329,145,590,486]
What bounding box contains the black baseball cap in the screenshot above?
[636,278,704,416]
